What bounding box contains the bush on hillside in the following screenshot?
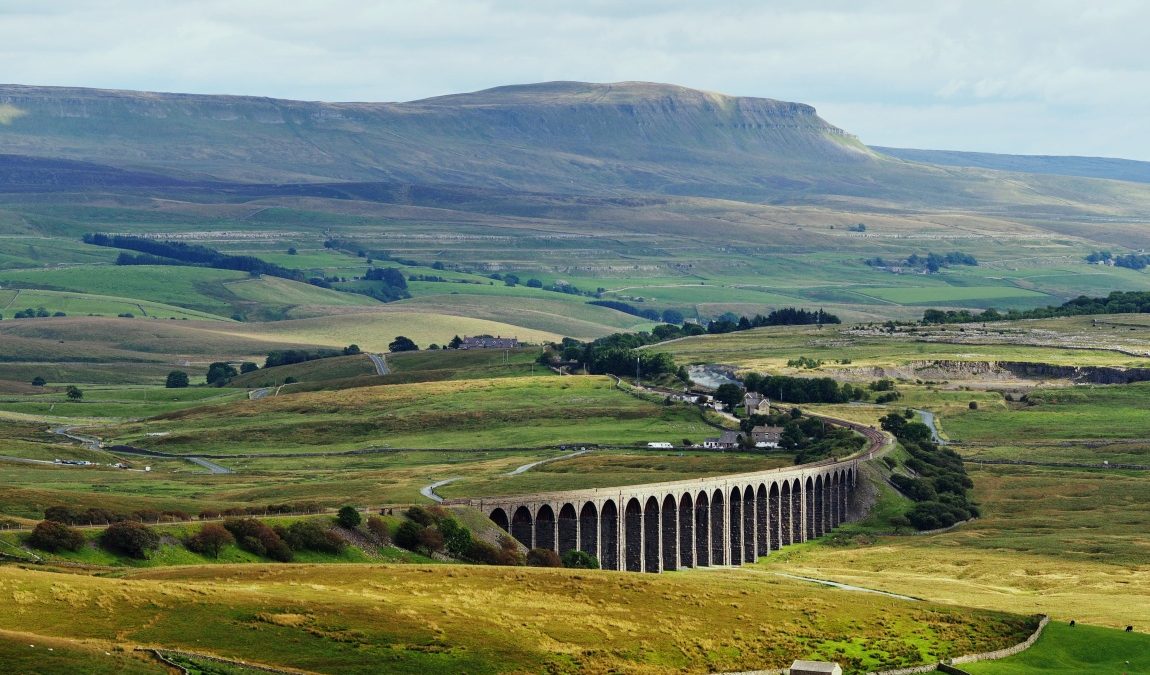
[27,520,85,553]
[561,549,600,569]
[337,506,362,529]
[365,515,390,544]
[277,520,346,555]
[222,518,293,562]
[526,548,563,567]
[99,521,160,559]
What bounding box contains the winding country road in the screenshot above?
[186,457,233,474]
[420,478,460,503]
[368,353,390,375]
[505,448,592,476]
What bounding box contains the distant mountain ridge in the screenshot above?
[2,81,1150,214]
[876,147,1150,185]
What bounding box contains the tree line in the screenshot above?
[84,233,307,281]
[880,412,978,531]
[922,290,1150,324]
[866,251,978,273]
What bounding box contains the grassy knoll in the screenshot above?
[383,347,554,382]
[0,563,1034,674]
[108,376,718,454]
[963,622,1150,674]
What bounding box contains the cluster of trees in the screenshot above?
[356,267,411,302]
[542,333,683,380]
[922,290,1150,325]
[264,345,360,369]
[1086,250,1150,270]
[705,308,840,334]
[43,505,192,525]
[866,251,978,273]
[7,306,65,319]
[86,233,306,281]
[881,413,978,531]
[742,373,870,405]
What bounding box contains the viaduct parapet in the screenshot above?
[445,456,862,573]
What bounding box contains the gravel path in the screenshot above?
[368,353,390,375]
[772,572,919,601]
[420,478,460,502]
[187,457,233,474]
[506,449,591,476]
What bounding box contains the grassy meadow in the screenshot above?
[0,563,1035,674]
[963,622,1150,674]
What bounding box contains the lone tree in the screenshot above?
[714,383,744,409]
[165,370,189,388]
[337,505,362,529]
[388,336,419,353]
[185,523,235,558]
[65,385,83,401]
[448,335,463,349]
[31,376,46,387]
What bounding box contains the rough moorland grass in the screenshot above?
[227,354,378,388]
[761,464,1150,628]
[0,288,224,320]
[0,564,1034,674]
[963,622,1150,674]
[109,376,718,454]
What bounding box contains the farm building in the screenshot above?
[789,661,842,675]
[459,335,520,350]
[751,425,784,448]
[703,430,741,449]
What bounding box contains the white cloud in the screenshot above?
[0,0,1148,159]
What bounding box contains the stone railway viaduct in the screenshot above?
[445,416,885,573]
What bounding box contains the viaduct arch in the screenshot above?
[447,457,861,573]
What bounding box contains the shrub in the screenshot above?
[27,520,85,552]
[185,523,235,558]
[279,521,346,554]
[439,518,472,559]
[561,549,600,569]
[969,400,979,410]
[365,515,390,544]
[526,548,563,567]
[417,526,445,555]
[99,521,160,559]
[222,518,293,562]
[394,520,423,551]
[165,370,189,388]
[466,539,502,564]
[337,506,362,529]
[405,505,437,527]
[496,535,525,566]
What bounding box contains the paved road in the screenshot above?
[420,478,460,503]
[187,457,233,474]
[49,426,103,450]
[506,449,592,476]
[368,353,390,375]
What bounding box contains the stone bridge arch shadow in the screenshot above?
[460,455,863,574]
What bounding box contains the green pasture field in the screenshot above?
[381,347,555,382]
[0,563,1035,674]
[944,382,1150,443]
[963,622,1150,674]
[861,285,1052,306]
[0,362,200,386]
[0,235,120,268]
[395,291,656,335]
[0,386,247,420]
[223,275,379,310]
[0,265,246,316]
[0,288,223,320]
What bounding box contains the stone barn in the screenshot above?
[789,661,842,675]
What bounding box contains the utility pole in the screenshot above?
[636,355,641,387]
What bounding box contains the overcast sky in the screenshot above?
[3,0,1148,160]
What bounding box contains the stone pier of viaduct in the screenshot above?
[444,458,860,573]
